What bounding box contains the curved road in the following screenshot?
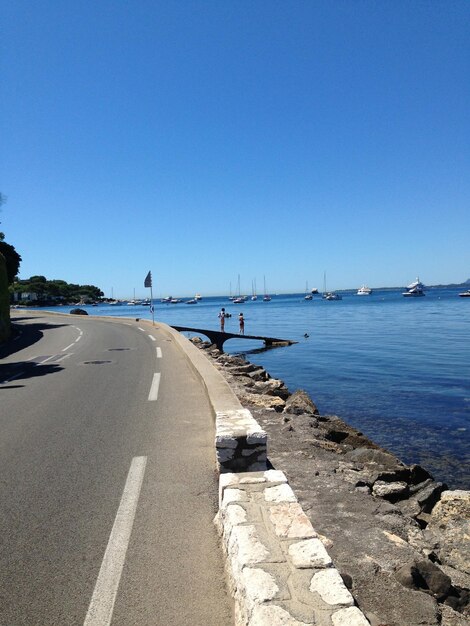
[0,311,232,626]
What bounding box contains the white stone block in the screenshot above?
[269,503,317,539]
[223,504,248,536]
[246,430,268,445]
[264,469,288,484]
[309,569,354,607]
[249,604,312,625]
[288,538,333,568]
[240,476,266,484]
[228,524,270,569]
[331,606,370,626]
[265,484,297,503]
[222,488,248,509]
[242,567,279,610]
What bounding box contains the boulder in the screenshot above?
[240,392,286,412]
[425,490,470,575]
[395,559,452,600]
[70,308,88,315]
[283,389,319,415]
[372,480,409,501]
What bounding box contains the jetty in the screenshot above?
[170,325,297,351]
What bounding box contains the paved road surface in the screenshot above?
[0,311,232,626]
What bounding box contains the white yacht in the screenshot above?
[357,285,372,295]
[402,278,425,297]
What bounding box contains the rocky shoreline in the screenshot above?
[191,337,470,626]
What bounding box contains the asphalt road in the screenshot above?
[0,311,232,626]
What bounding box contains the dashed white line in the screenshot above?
[148,373,161,401]
[54,353,72,363]
[83,456,147,626]
[138,327,145,332]
[148,335,156,342]
[156,347,162,359]
[63,327,83,352]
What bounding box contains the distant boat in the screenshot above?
[304,281,313,300]
[357,285,372,295]
[170,298,182,304]
[251,279,257,301]
[186,299,198,304]
[402,278,425,297]
[322,272,342,300]
[194,293,202,300]
[263,276,271,301]
[233,274,247,303]
[310,288,319,294]
[458,289,470,298]
[161,296,172,303]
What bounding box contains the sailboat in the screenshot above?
[251,279,258,301]
[304,281,313,300]
[322,272,342,300]
[233,274,247,304]
[263,276,271,301]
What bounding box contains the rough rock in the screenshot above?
[239,392,286,412]
[425,491,470,575]
[372,480,409,501]
[70,308,88,315]
[283,390,319,416]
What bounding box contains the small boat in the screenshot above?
[170,298,182,304]
[194,293,202,300]
[263,276,271,301]
[233,297,246,304]
[251,279,257,301]
[458,289,470,297]
[161,296,172,303]
[311,288,319,294]
[304,281,313,300]
[322,272,342,300]
[186,299,198,304]
[141,299,151,306]
[402,278,425,297]
[357,285,372,295]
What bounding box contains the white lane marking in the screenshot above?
[148,335,156,342]
[54,353,72,363]
[138,327,145,332]
[62,327,83,352]
[156,347,162,359]
[148,373,161,401]
[38,354,58,364]
[83,456,147,626]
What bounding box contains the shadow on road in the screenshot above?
[0,361,63,385]
[0,321,67,360]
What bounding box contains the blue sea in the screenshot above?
[32,288,470,489]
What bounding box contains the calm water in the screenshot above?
[32,288,470,489]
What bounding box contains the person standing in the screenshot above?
[238,312,245,335]
[218,307,226,332]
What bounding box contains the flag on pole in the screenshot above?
[144,271,152,288]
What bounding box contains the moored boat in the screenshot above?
[458,289,470,297]
[357,285,372,295]
[402,278,425,297]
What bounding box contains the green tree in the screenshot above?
[0,241,22,284]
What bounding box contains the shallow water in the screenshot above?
[30,287,470,488]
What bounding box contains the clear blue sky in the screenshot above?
[1,1,469,298]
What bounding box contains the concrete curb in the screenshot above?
[161,325,371,626]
